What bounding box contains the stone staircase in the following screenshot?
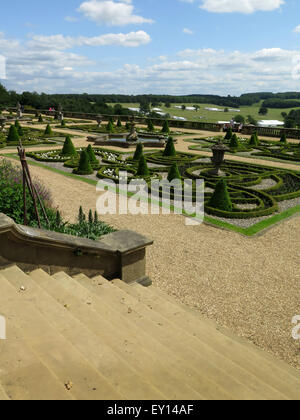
[0,265,300,400]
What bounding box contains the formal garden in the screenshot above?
[23,135,300,233]
[187,129,300,164]
[0,120,66,148]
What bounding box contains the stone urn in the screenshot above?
[96,115,102,127]
[210,139,229,176]
[126,121,138,142]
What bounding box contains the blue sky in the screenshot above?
[1,0,300,95]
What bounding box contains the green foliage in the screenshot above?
[147,119,155,132]
[44,124,53,136]
[136,155,150,177]
[224,128,232,140]
[106,121,114,133]
[167,163,181,182]
[117,117,122,127]
[61,136,77,156]
[208,179,233,212]
[7,125,20,143]
[61,119,66,127]
[75,150,94,175]
[86,144,98,163]
[161,120,170,134]
[38,115,43,123]
[249,133,259,146]
[234,115,245,124]
[133,143,144,161]
[280,133,287,144]
[163,137,176,157]
[14,120,20,129]
[125,122,130,130]
[17,125,24,136]
[229,134,239,149]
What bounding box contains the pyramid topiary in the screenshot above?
[117,117,122,128]
[86,144,98,164]
[161,120,170,134]
[14,120,20,129]
[163,137,176,157]
[136,155,150,177]
[229,134,239,149]
[38,115,43,123]
[61,119,66,127]
[125,122,130,130]
[167,163,181,182]
[224,128,232,140]
[75,150,93,175]
[7,125,20,143]
[61,136,77,156]
[249,133,259,147]
[280,133,287,144]
[17,125,24,136]
[44,124,53,136]
[106,121,114,133]
[208,179,232,212]
[147,120,155,132]
[133,143,144,161]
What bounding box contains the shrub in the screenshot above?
[106,121,114,133]
[117,117,122,128]
[136,155,150,177]
[14,120,20,129]
[38,115,43,123]
[86,144,98,164]
[230,134,239,149]
[44,124,53,136]
[61,119,66,127]
[280,133,287,144]
[163,137,176,157]
[147,120,155,132]
[74,150,93,175]
[7,125,20,143]
[167,163,181,182]
[133,143,144,161]
[224,128,232,140]
[61,136,77,156]
[208,179,232,212]
[125,122,130,130]
[161,120,170,134]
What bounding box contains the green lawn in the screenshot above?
[109,101,300,124]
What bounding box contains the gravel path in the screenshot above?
[2,156,300,370]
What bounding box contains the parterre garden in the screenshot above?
[26,135,300,227]
[188,129,300,163]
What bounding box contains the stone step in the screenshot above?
[0,266,122,400]
[113,278,300,400]
[0,383,10,401]
[52,271,204,400]
[73,273,283,400]
[0,274,74,401]
[29,269,165,400]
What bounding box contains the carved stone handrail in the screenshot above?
[0,213,153,286]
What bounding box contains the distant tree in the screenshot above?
[234,115,245,124]
[140,101,150,114]
[259,107,268,116]
[165,102,171,108]
[247,115,257,126]
[193,105,200,112]
[224,108,229,113]
[281,112,287,119]
[181,105,186,111]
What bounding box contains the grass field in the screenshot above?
[109,101,300,124]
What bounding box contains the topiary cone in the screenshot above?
[147,120,155,132]
[230,134,239,149]
[44,124,53,136]
[61,136,77,156]
[136,155,150,177]
[106,121,114,133]
[167,163,181,182]
[161,120,170,134]
[208,179,232,212]
[280,133,287,144]
[7,125,20,143]
[86,144,98,163]
[76,150,93,175]
[133,143,144,161]
[224,128,233,140]
[163,137,176,157]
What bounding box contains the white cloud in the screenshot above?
[294,25,300,33]
[29,31,151,49]
[180,0,284,14]
[78,0,154,26]
[183,28,194,35]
